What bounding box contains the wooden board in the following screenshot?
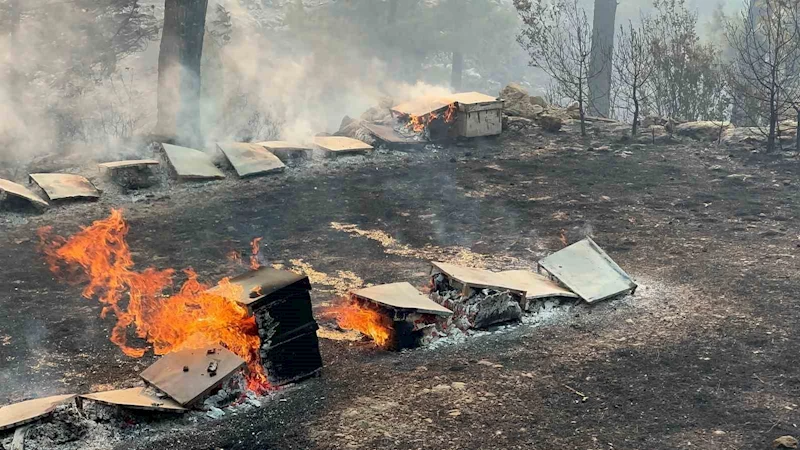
[313,136,373,157]
[161,144,225,180]
[353,282,453,316]
[362,123,423,146]
[98,160,160,170]
[449,92,500,105]
[0,394,76,431]
[79,387,186,412]
[431,262,526,295]
[140,346,245,406]
[496,270,578,300]
[0,178,49,207]
[255,141,313,162]
[538,237,637,303]
[217,142,286,178]
[28,174,100,201]
[206,267,308,308]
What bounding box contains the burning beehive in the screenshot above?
[389,92,503,140]
[330,282,453,350]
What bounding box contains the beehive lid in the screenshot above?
[496,270,578,300]
[217,142,286,178]
[28,174,100,201]
[538,237,637,303]
[207,267,309,308]
[256,141,313,152]
[391,96,453,117]
[449,92,500,105]
[79,387,186,412]
[353,282,453,316]
[431,262,526,295]
[313,136,373,156]
[0,178,49,207]
[0,394,76,431]
[162,144,225,180]
[140,346,245,406]
[98,160,160,170]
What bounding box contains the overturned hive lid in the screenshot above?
[496,270,578,300]
[313,136,373,157]
[431,261,526,295]
[79,387,186,412]
[391,96,454,117]
[162,143,225,180]
[0,394,76,431]
[256,141,313,152]
[217,142,286,178]
[98,159,160,170]
[0,178,49,207]
[140,346,245,407]
[28,173,100,201]
[362,123,423,146]
[208,266,310,308]
[353,282,453,316]
[538,237,637,304]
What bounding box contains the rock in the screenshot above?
[360,106,393,124]
[674,121,733,141]
[499,83,542,118]
[642,115,668,128]
[530,96,547,107]
[537,114,564,132]
[566,101,580,111]
[532,104,544,115]
[713,430,726,436]
[340,115,355,130]
[206,406,225,419]
[773,436,798,448]
[378,96,394,110]
[432,384,452,392]
[451,382,467,390]
[721,126,765,145]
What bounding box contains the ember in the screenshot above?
[37,209,271,393]
[250,237,263,270]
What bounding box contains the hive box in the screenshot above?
[450,92,504,138]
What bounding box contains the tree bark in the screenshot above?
[796,108,800,153]
[156,0,209,147]
[588,0,617,117]
[451,51,463,92]
[632,83,639,136]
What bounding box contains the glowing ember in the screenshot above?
[326,298,392,347]
[250,237,263,270]
[37,209,271,393]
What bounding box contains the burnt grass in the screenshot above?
[1,122,800,449]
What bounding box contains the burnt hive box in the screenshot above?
[224,267,323,386]
[449,92,504,138]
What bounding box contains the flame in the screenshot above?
[37,210,271,394]
[250,237,263,270]
[227,250,242,263]
[404,103,457,134]
[326,297,392,348]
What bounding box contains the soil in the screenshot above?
[1,121,800,449]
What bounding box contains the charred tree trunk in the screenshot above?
[632,83,639,136]
[796,108,800,152]
[156,0,209,147]
[451,51,463,92]
[588,0,616,117]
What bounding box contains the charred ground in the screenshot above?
[1,123,799,449]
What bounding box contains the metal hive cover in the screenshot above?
[140,346,245,407]
[207,267,309,308]
[162,143,225,180]
[98,160,160,170]
[28,173,100,201]
[217,142,286,178]
[0,178,49,207]
[538,237,637,303]
[353,282,453,316]
[79,387,186,412]
[0,394,76,431]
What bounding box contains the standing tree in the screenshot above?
[614,19,654,135]
[156,0,209,147]
[725,0,800,152]
[588,0,617,117]
[515,0,598,136]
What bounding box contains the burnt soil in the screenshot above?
[1,123,800,449]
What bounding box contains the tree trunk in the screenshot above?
[451,51,463,92]
[796,108,800,153]
[588,0,617,117]
[632,84,639,136]
[156,0,209,147]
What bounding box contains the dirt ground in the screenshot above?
[1,121,799,449]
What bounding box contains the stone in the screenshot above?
[674,121,733,141]
[530,96,547,108]
[773,436,799,448]
[566,101,580,111]
[499,83,541,119]
[451,382,467,390]
[432,384,452,392]
[537,114,564,132]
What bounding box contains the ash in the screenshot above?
[0,373,280,450]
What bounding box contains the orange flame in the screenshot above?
[37,209,271,393]
[326,298,392,347]
[444,103,457,123]
[404,103,457,134]
[250,237,263,270]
